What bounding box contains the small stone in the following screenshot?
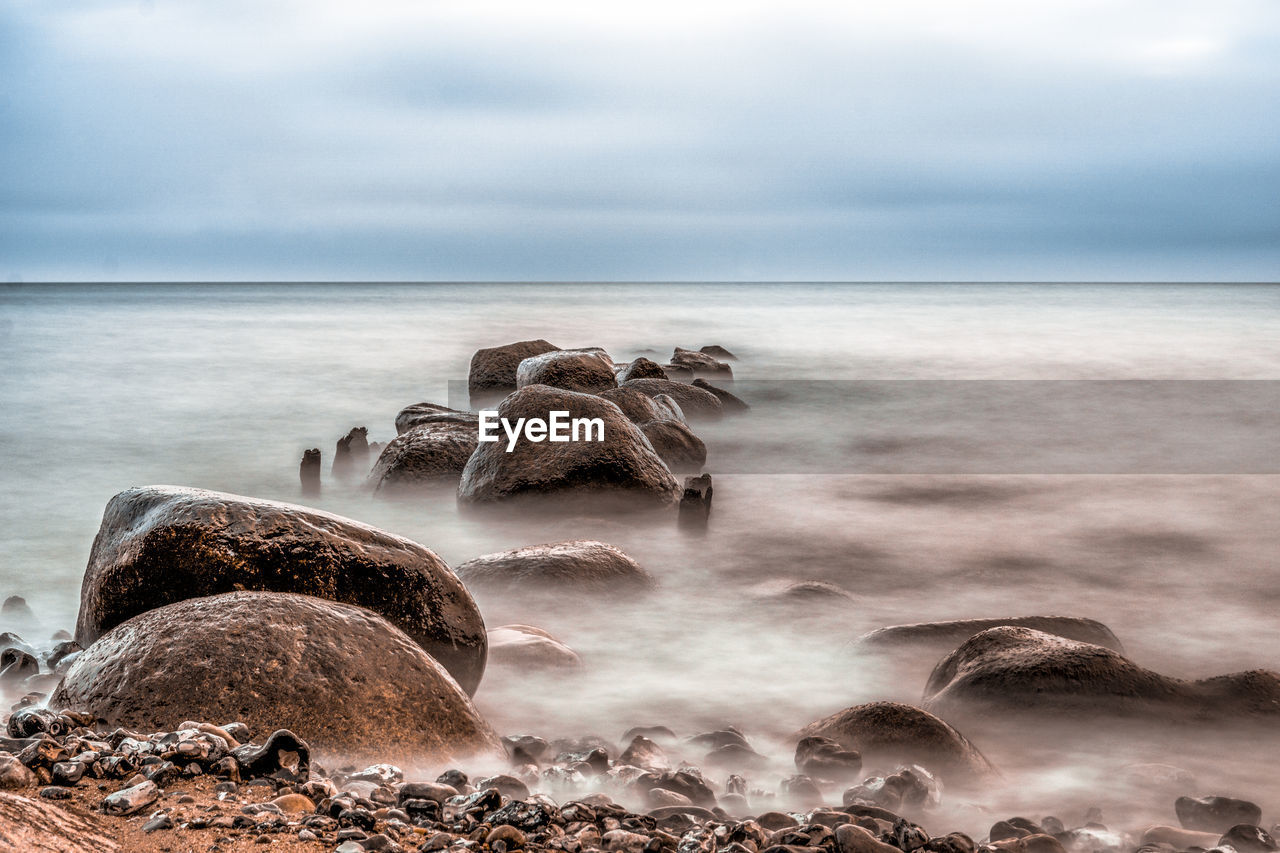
[39,786,72,800]
[271,792,316,813]
[101,779,160,815]
[142,812,174,832]
[0,753,37,789]
[489,825,528,850]
[1220,825,1278,853]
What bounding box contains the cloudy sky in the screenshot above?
[2,0,1277,281]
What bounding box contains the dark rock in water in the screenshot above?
[332,426,370,478]
[691,379,749,412]
[923,626,1280,724]
[368,421,478,494]
[598,386,665,424]
[639,420,707,472]
[623,725,677,746]
[678,475,713,530]
[477,774,531,802]
[395,402,479,435]
[487,625,583,670]
[699,345,737,360]
[619,735,669,770]
[517,349,618,394]
[845,767,937,812]
[756,581,855,612]
[470,339,560,396]
[670,348,733,378]
[854,616,1124,656]
[457,385,679,510]
[1220,826,1278,853]
[659,363,695,381]
[796,701,995,785]
[634,770,716,808]
[299,448,322,495]
[704,743,768,771]
[1177,797,1264,833]
[795,735,862,782]
[0,632,33,657]
[1,596,33,622]
[688,728,749,750]
[55,591,502,762]
[458,540,653,594]
[622,379,723,420]
[75,485,486,694]
[0,648,37,684]
[617,357,668,383]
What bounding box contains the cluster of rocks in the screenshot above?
[310,340,748,509]
[3,700,1276,853]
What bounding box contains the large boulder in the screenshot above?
[395,402,479,435]
[457,385,680,510]
[487,625,583,670]
[691,378,749,412]
[516,349,618,394]
[75,486,486,694]
[456,540,654,595]
[923,627,1280,723]
[854,616,1124,656]
[638,420,706,472]
[369,422,479,494]
[796,701,995,784]
[469,340,559,396]
[621,379,723,420]
[54,592,502,763]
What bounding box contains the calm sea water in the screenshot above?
[2,282,1279,826]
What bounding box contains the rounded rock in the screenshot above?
[55,592,503,763]
[74,486,486,694]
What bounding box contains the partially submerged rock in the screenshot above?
[616,358,668,383]
[369,421,478,493]
[670,348,733,378]
[469,340,559,396]
[457,540,654,595]
[487,625,583,670]
[597,386,665,424]
[75,486,486,694]
[923,627,1280,724]
[691,378,749,412]
[638,420,706,473]
[621,379,723,420]
[796,701,995,784]
[516,349,618,394]
[395,402,479,435]
[457,386,679,511]
[854,616,1124,655]
[55,592,502,762]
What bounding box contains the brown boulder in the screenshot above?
[617,357,669,383]
[516,349,618,394]
[469,340,559,396]
[75,486,486,694]
[638,420,706,472]
[621,379,723,420]
[854,616,1124,656]
[598,386,665,424]
[369,422,478,493]
[395,402,479,435]
[796,701,995,784]
[457,540,654,595]
[457,385,679,510]
[923,627,1280,723]
[55,592,502,762]
[670,348,733,378]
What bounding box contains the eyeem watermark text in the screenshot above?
[478,410,605,452]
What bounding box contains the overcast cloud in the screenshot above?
[1,0,1278,281]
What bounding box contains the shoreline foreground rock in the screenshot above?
[74,486,487,695]
[55,592,502,762]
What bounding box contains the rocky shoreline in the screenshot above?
[2,341,1278,852]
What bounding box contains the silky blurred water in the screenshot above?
[2,282,1279,828]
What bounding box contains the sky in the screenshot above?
[1,0,1278,282]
